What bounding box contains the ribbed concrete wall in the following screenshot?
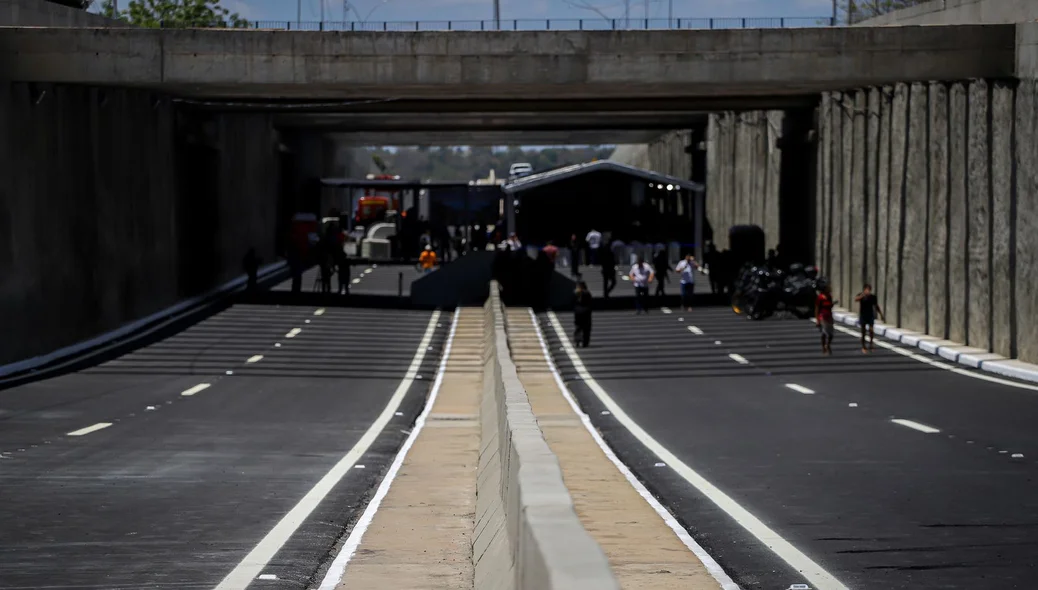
[704,112,783,249]
[0,83,280,366]
[818,79,1036,363]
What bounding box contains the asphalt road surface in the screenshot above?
[539,306,1038,590]
[0,304,449,590]
[273,264,426,297]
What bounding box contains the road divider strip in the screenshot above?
[547,310,850,590]
[474,285,619,590]
[315,310,460,590]
[214,310,443,590]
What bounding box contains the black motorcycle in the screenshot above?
[733,262,821,320]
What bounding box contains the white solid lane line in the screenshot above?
[181,383,211,397]
[215,310,443,590]
[314,308,326,316]
[67,422,113,437]
[315,311,460,590]
[785,384,815,395]
[547,311,849,590]
[246,355,264,364]
[729,353,749,365]
[688,326,704,335]
[891,419,941,434]
[532,311,739,590]
[285,328,301,338]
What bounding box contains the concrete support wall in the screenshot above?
[818,78,1035,363]
[0,82,280,366]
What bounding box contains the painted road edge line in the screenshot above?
[67,422,113,437]
[315,311,460,590]
[729,353,749,365]
[214,310,443,590]
[181,383,211,396]
[891,419,941,434]
[531,310,741,590]
[785,384,815,395]
[547,311,849,590]
[830,323,1038,393]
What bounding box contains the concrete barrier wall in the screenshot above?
[0,82,280,365]
[818,79,1037,363]
[857,0,1038,26]
[0,0,127,26]
[474,285,619,590]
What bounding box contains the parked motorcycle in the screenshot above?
[732,262,822,320]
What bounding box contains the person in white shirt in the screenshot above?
[629,255,655,314]
[585,229,602,265]
[674,254,700,311]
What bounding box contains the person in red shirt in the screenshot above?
[815,283,836,356]
[541,240,559,265]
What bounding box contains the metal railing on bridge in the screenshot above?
[242,16,835,32]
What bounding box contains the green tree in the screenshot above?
[116,0,249,28]
[837,0,928,24]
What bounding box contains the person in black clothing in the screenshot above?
[704,243,720,294]
[337,253,351,295]
[573,281,593,348]
[242,247,260,291]
[569,233,581,277]
[653,248,670,297]
[854,284,886,353]
[599,247,616,298]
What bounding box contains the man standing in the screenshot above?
[855,284,886,353]
[542,240,559,266]
[675,254,699,312]
[815,282,836,355]
[573,281,593,348]
[653,248,670,297]
[629,255,655,315]
[419,245,437,274]
[569,233,582,277]
[585,228,602,265]
[600,246,616,298]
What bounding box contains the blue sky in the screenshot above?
[217,0,834,24]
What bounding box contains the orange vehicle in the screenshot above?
[355,174,401,225]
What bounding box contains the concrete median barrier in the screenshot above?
[474,282,619,590]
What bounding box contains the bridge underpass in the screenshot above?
[5,11,1038,590]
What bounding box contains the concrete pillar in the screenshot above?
[866,88,881,287]
[927,82,950,339]
[967,79,991,350]
[817,95,830,268]
[705,114,719,245]
[840,93,854,307]
[850,90,867,294]
[991,81,1015,358]
[766,111,783,249]
[876,87,893,318]
[948,82,970,344]
[1016,79,1038,363]
[888,83,909,327]
[778,109,816,266]
[830,92,844,293]
[902,82,929,333]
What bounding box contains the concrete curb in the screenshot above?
[474,282,619,590]
[831,307,1038,383]
[0,261,288,385]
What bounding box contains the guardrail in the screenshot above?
[245,16,834,31]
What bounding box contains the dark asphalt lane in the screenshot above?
[540,307,1038,590]
[0,305,448,590]
[272,265,425,297]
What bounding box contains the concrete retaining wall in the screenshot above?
[0,0,127,26]
[818,79,1037,363]
[0,82,281,365]
[474,285,619,590]
[858,0,1038,26]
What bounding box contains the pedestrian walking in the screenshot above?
[629,255,655,314]
[815,282,836,355]
[675,254,699,311]
[573,280,593,348]
[855,284,886,353]
[569,233,582,277]
[653,248,670,297]
[585,228,602,265]
[600,246,616,298]
[419,245,437,274]
[542,240,559,265]
[242,247,260,291]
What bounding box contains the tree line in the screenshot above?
[361,146,616,182]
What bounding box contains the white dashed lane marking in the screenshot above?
[246,355,264,364]
[688,326,704,335]
[728,353,749,365]
[67,423,113,437]
[181,383,211,396]
[891,419,941,434]
[285,328,301,338]
[785,384,815,395]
